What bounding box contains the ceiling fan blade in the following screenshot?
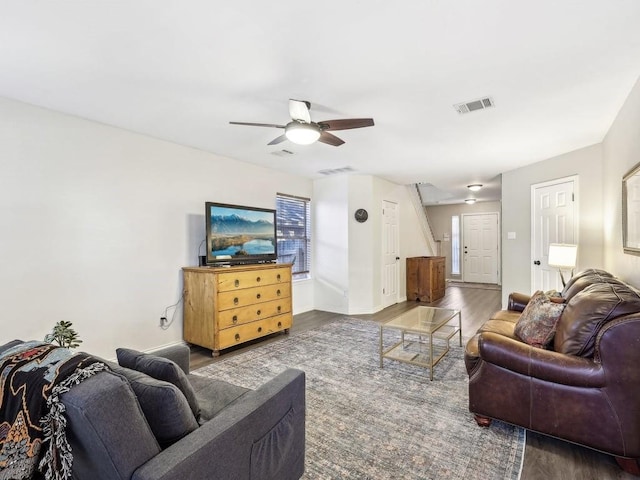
[229,121,285,129]
[319,118,375,131]
[268,134,288,145]
[318,131,345,146]
[289,99,311,124]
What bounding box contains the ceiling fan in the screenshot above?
[230,99,374,147]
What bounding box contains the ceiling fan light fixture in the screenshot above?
[285,122,321,145]
[465,198,477,205]
[467,183,483,192]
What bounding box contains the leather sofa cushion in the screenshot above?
[555,282,640,357]
[465,316,519,373]
[479,318,519,337]
[490,310,521,323]
[561,269,617,301]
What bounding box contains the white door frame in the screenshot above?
[530,175,579,291]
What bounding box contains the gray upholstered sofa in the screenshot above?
[0,341,306,480]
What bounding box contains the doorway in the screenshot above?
[531,176,578,292]
[462,213,500,284]
[381,200,400,308]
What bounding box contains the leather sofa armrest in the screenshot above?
[478,332,605,387]
[132,368,306,480]
[507,292,531,312]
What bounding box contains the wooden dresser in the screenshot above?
[406,256,446,302]
[182,263,292,356]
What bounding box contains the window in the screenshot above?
[276,193,311,278]
[451,215,460,275]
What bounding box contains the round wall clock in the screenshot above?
[354,208,369,223]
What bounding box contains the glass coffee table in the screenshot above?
[379,306,462,380]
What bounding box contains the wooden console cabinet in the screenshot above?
[182,263,292,356]
[406,256,446,302]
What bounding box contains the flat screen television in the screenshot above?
[205,202,277,266]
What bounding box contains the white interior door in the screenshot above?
[462,213,499,284]
[382,200,399,308]
[531,177,577,291]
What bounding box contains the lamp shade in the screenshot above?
[548,243,577,268]
[285,122,321,145]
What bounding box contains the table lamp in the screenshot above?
[548,243,578,287]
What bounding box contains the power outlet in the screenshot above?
[160,316,167,327]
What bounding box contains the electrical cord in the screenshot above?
[160,293,184,330]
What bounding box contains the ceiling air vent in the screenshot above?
[318,166,355,176]
[454,96,495,114]
[271,149,295,157]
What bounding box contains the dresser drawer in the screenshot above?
[218,314,292,349]
[218,299,292,329]
[217,267,290,292]
[217,283,291,311]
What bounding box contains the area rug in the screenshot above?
[193,317,524,480]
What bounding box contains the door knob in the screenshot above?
[533,260,541,265]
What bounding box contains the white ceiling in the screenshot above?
[2,1,640,204]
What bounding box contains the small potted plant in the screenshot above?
[45,320,82,349]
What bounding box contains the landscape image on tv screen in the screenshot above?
[209,205,275,259]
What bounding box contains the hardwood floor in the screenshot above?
[189,284,636,480]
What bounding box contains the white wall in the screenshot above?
[313,175,432,314]
[603,76,640,285]
[348,175,375,314]
[312,175,350,314]
[501,144,605,306]
[372,178,433,307]
[0,97,313,358]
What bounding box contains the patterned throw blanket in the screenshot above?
[0,341,108,480]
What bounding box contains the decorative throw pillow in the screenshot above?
[116,348,200,419]
[514,290,566,348]
[110,363,198,448]
[544,289,564,302]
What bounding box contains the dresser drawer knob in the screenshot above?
[276,289,281,296]
[258,327,263,333]
[256,293,261,299]
[257,309,261,316]
[234,297,239,305]
[235,333,240,341]
[277,274,281,281]
[232,315,238,324]
[277,306,281,313]
[234,279,240,287]
[277,321,282,328]
[256,276,261,282]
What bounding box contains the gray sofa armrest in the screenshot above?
[150,343,191,374]
[132,368,306,480]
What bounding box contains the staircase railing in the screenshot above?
[407,184,439,255]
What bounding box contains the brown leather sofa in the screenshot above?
[465,269,640,474]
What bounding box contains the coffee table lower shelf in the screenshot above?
[379,310,461,381]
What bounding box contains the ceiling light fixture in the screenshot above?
[285,122,321,145]
[467,184,483,192]
[465,198,477,205]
